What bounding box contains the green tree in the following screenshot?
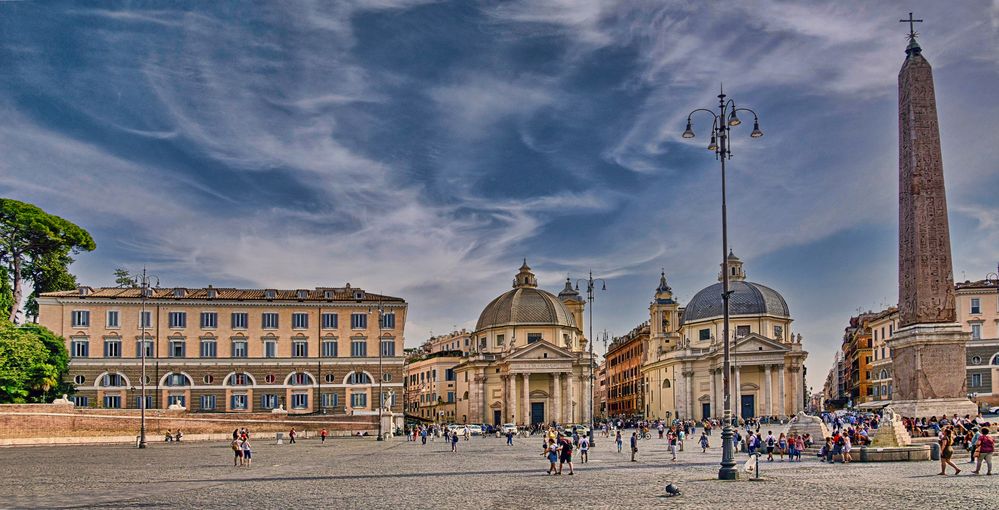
[0,322,61,403]
[0,267,13,321]
[0,199,95,323]
[114,268,137,288]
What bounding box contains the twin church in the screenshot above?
[453,255,808,426]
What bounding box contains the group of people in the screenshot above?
[230,428,253,467]
[542,426,590,474]
[408,424,472,445]
[939,424,995,476]
[163,429,184,442]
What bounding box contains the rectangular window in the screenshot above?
[445,369,455,381]
[351,313,367,329]
[70,339,89,358]
[699,329,711,341]
[104,339,122,358]
[447,391,455,403]
[971,298,981,314]
[231,394,248,410]
[103,395,122,409]
[106,310,119,328]
[264,341,277,358]
[168,311,187,329]
[972,373,982,388]
[169,339,186,358]
[200,340,217,358]
[166,395,185,408]
[322,313,339,329]
[496,334,505,346]
[200,395,216,411]
[380,313,396,329]
[200,312,218,329]
[231,312,248,329]
[322,339,338,357]
[292,341,308,357]
[72,310,90,327]
[292,313,309,330]
[736,325,750,337]
[351,392,367,408]
[135,396,153,409]
[232,340,248,358]
[262,313,279,329]
[140,311,152,329]
[380,340,395,357]
[260,394,279,410]
[321,393,339,408]
[72,396,89,407]
[351,340,367,357]
[291,393,308,409]
[773,325,783,340]
[972,324,982,340]
[135,340,153,358]
[527,333,542,344]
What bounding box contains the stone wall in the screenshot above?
[0,403,379,441]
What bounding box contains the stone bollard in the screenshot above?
[929,442,940,461]
[859,447,868,463]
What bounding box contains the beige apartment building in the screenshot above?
[404,330,468,423]
[37,285,407,415]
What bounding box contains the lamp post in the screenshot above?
[575,271,606,446]
[371,298,386,441]
[134,268,159,449]
[682,85,763,480]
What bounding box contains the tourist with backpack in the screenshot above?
[558,435,575,475]
[973,427,993,475]
[765,431,776,461]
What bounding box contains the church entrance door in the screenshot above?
[702,403,711,421]
[493,410,501,426]
[531,402,545,426]
[740,395,755,419]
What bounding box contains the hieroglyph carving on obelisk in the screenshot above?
[897,18,956,329]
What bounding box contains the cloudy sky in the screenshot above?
[2,1,997,391]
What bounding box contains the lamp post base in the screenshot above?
[376,436,384,441]
[138,441,147,449]
[718,423,739,480]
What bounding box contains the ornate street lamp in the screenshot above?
[133,268,159,449]
[682,86,763,480]
[370,298,387,441]
[576,271,606,446]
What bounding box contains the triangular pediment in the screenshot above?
[732,333,789,353]
[504,340,576,361]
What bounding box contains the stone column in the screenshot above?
[502,375,510,423]
[552,372,562,425]
[764,364,773,417]
[481,376,489,425]
[563,372,572,423]
[734,366,742,419]
[521,372,531,426]
[777,364,786,416]
[790,366,801,414]
[708,369,717,419]
[684,370,694,420]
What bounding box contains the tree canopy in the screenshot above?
[0,199,95,322]
[0,321,70,403]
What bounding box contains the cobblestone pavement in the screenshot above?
[1,432,996,509]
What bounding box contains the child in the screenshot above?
[700,432,709,453]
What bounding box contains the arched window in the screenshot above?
[100,373,128,387]
[164,372,192,387]
[662,379,671,389]
[289,372,315,385]
[226,372,254,386]
[991,354,999,366]
[879,369,889,380]
[346,372,372,385]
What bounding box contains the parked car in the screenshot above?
[501,423,518,434]
[466,424,483,436]
[988,406,999,415]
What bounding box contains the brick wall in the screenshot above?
[0,404,379,439]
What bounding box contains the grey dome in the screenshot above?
[476,287,577,330]
[681,280,789,324]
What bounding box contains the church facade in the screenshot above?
[453,262,594,427]
[641,254,808,421]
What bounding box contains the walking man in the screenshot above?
[630,432,638,462]
[289,427,297,444]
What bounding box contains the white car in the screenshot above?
[988,406,999,415]
[501,423,518,434]
[466,425,483,436]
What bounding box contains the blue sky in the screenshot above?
[1,1,997,391]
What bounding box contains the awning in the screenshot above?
[857,401,890,409]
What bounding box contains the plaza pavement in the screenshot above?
[1,431,996,509]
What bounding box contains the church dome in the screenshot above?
[680,253,789,324]
[475,261,578,331]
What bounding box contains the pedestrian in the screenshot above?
[842,434,853,463]
[777,433,787,461]
[794,435,804,462]
[579,435,589,463]
[231,437,243,466]
[973,427,994,475]
[630,432,638,462]
[678,427,685,451]
[939,427,960,475]
[969,427,981,464]
[765,431,776,461]
[289,427,297,444]
[668,432,678,462]
[700,432,709,453]
[320,428,328,444]
[506,428,514,446]
[421,427,428,445]
[544,438,558,475]
[616,430,623,453]
[451,429,459,453]
[558,435,575,475]
[240,438,252,467]
[232,429,239,441]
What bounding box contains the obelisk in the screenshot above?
[888,15,976,419]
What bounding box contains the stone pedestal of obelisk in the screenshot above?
[887,32,976,419]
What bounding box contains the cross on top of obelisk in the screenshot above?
[900,12,923,55]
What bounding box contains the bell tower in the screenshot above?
[649,270,680,353]
[558,276,585,337]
